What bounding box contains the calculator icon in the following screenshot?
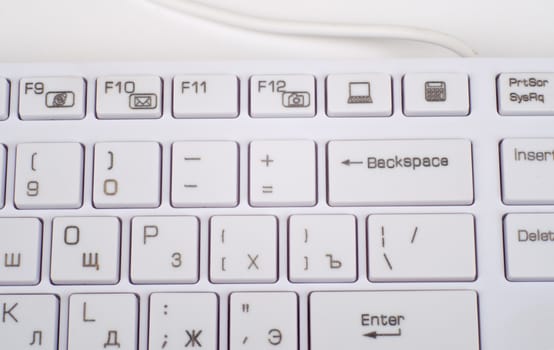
[424,81,447,102]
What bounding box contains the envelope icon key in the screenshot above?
[129,93,158,109]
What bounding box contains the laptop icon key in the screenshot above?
[347,82,373,104]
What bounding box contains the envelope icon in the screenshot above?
[129,93,157,109]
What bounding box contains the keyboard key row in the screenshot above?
[1,139,476,209]
[9,212,554,284]
[3,72,554,119]
[5,137,554,207]
[0,214,477,285]
[3,73,472,120]
[0,291,480,350]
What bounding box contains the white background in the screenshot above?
[0,0,553,61]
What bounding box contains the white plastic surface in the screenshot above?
[96,76,162,119]
[326,73,392,117]
[0,146,5,208]
[310,290,479,350]
[14,143,83,209]
[50,217,121,284]
[171,141,238,207]
[0,59,553,350]
[497,73,554,116]
[0,294,59,350]
[229,292,298,350]
[249,140,316,206]
[403,72,469,116]
[131,216,199,283]
[93,142,161,208]
[68,294,138,350]
[327,139,474,206]
[173,75,239,118]
[149,293,218,350]
[0,78,9,120]
[4,0,554,61]
[250,75,315,117]
[210,215,277,283]
[367,214,476,281]
[288,214,357,282]
[0,218,42,285]
[504,213,554,281]
[18,77,85,120]
[501,138,554,204]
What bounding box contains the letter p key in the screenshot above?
[143,225,159,244]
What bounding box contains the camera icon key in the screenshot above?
[281,91,311,108]
[250,75,315,117]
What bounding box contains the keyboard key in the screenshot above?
[249,140,316,207]
[0,78,9,120]
[210,215,277,283]
[326,73,392,117]
[149,293,218,350]
[19,77,85,120]
[93,142,161,208]
[68,293,138,350]
[173,75,239,118]
[131,216,199,284]
[171,141,238,207]
[0,145,5,207]
[0,294,59,350]
[497,73,554,115]
[327,139,474,206]
[504,213,554,281]
[250,75,315,117]
[288,214,357,282]
[14,142,83,209]
[310,290,479,350]
[501,138,554,204]
[50,217,120,284]
[96,76,162,119]
[367,214,476,281]
[403,73,470,116]
[0,218,42,285]
[229,292,298,350]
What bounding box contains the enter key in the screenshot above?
[309,290,480,350]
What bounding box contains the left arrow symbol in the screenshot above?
[341,159,363,166]
[363,328,402,339]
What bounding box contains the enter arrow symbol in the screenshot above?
[363,329,402,339]
[363,331,379,339]
[341,159,363,166]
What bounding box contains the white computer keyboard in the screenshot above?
[0,58,554,350]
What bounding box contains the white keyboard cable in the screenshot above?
[147,0,478,57]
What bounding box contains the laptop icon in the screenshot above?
[347,82,373,104]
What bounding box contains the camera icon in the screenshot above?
[281,91,311,108]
